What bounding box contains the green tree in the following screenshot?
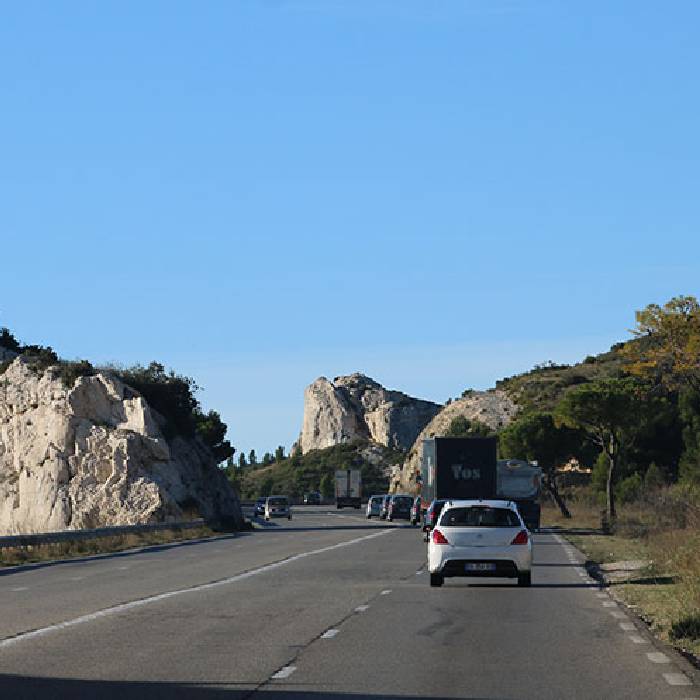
[0,327,21,352]
[678,389,700,482]
[275,445,285,462]
[626,295,700,392]
[555,378,654,522]
[193,409,234,463]
[238,452,247,469]
[444,415,493,438]
[248,449,257,466]
[320,472,334,499]
[262,452,274,466]
[499,412,587,518]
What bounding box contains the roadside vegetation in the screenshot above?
[229,440,399,500]
[542,484,700,660]
[0,524,222,568]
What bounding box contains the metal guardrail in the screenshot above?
[0,519,207,549]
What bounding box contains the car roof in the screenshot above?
[442,499,517,509]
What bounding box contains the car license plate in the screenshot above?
[465,563,496,572]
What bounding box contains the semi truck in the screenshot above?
[335,468,362,509]
[419,437,541,530]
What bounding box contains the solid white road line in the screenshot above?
[646,652,670,664]
[663,673,691,686]
[0,529,394,649]
[321,629,339,639]
[271,666,297,679]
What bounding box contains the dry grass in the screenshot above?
[0,525,219,568]
[542,487,700,659]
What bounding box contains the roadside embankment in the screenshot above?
[0,523,227,568]
[543,486,700,662]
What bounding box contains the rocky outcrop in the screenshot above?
[299,373,441,453]
[392,390,519,493]
[0,356,243,534]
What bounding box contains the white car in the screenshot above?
[427,499,532,588]
[366,494,384,519]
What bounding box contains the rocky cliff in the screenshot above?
[0,356,243,534]
[391,389,519,493]
[299,373,441,453]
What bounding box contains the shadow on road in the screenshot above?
[0,676,495,700]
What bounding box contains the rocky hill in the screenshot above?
[299,373,441,453]
[0,354,243,534]
[390,389,519,493]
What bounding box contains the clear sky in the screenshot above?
[1,1,699,458]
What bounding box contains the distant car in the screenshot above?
[304,491,321,505]
[427,499,532,588]
[387,494,413,521]
[253,498,266,518]
[264,495,292,521]
[379,494,392,520]
[410,495,423,526]
[422,499,447,541]
[366,494,384,519]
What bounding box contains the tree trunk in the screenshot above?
[543,470,571,518]
[606,440,617,524]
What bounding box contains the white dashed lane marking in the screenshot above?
[609,611,626,619]
[602,601,616,607]
[271,666,297,680]
[596,592,608,599]
[10,587,28,592]
[629,635,648,644]
[0,529,394,649]
[321,629,339,639]
[355,605,369,612]
[380,589,392,595]
[646,652,670,664]
[619,622,636,631]
[663,672,691,686]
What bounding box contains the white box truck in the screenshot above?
[335,469,362,509]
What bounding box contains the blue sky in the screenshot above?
[1,1,699,457]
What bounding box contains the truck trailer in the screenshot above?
[335,468,362,509]
[419,437,541,530]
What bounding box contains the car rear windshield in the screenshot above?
[440,507,520,528]
[268,498,287,506]
[393,497,413,507]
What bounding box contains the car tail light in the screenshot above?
[511,530,529,545]
[432,529,449,545]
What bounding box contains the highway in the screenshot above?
[0,506,696,699]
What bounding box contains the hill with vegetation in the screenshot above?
[232,440,404,501]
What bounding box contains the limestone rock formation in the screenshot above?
[392,390,519,493]
[299,373,441,453]
[0,356,243,534]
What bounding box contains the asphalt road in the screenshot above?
[0,506,697,699]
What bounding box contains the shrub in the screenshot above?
[616,473,643,504]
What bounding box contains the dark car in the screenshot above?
[379,494,392,520]
[304,491,321,505]
[387,494,413,521]
[253,497,266,518]
[422,499,447,541]
[410,495,423,526]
